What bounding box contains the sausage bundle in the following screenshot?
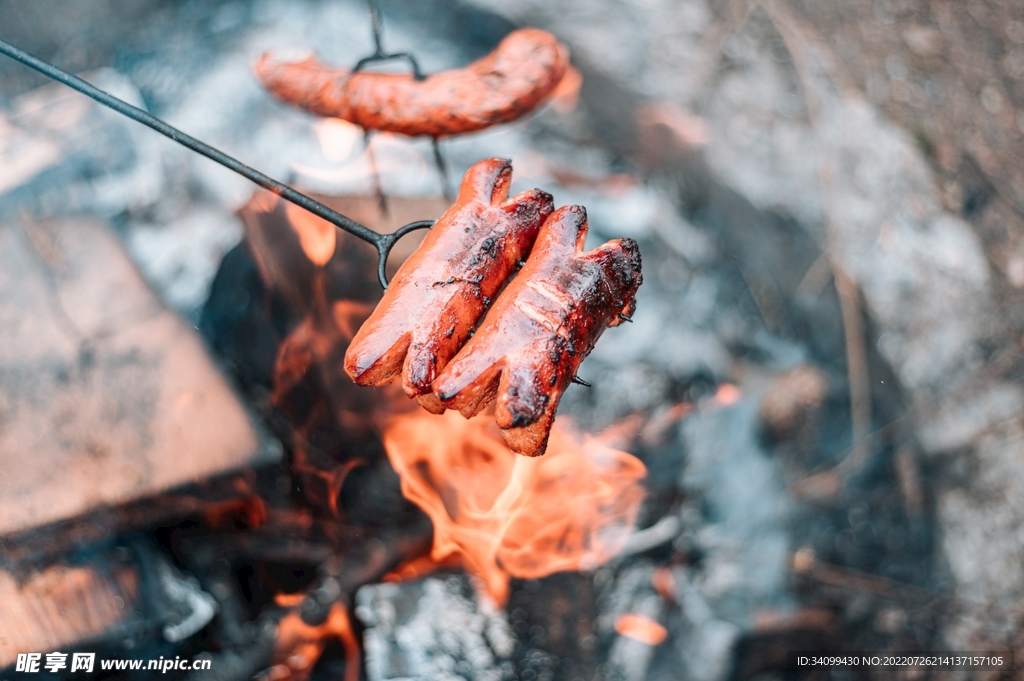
[344,158,554,413]
[435,205,641,456]
[345,159,643,456]
[255,28,569,137]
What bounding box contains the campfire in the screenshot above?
[383,411,646,605]
[4,0,1024,679]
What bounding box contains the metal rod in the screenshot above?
[363,130,389,217]
[353,1,425,79]
[368,0,385,57]
[352,52,424,80]
[432,137,452,201]
[0,37,433,289]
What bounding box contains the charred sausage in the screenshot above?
[255,28,569,137]
[344,158,554,412]
[433,205,642,456]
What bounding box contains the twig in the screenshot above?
[615,515,682,560]
[795,252,832,300]
[833,266,872,477]
[754,0,873,477]
[893,444,925,517]
[792,548,935,604]
[788,332,1023,493]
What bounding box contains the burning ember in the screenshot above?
[614,614,668,646]
[381,410,647,605]
[268,596,359,681]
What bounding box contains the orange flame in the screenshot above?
[382,410,646,605]
[271,603,359,681]
[614,613,667,646]
[382,553,462,583]
[285,203,337,266]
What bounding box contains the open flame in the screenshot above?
[285,203,336,266]
[269,597,359,681]
[382,410,647,605]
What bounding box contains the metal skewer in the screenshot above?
[353,0,424,79]
[351,0,424,218]
[353,0,452,200]
[431,137,452,201]
[363,129,390,218]
[0,37,433,289]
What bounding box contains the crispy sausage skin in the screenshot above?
[433,205,642,456]
[344,158,554,412]
[254,28,569,137]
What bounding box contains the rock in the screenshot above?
[0,540,216,668]
[0,217,275,538]
[0,561,139,668]
[355,576,515,681]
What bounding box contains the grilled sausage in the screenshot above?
[433,205,642,456]
[344,158,554,412]
[255,28,569,137]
